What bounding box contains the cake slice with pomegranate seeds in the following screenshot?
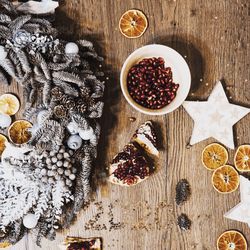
[109,143,150,187]
[132,121,159,157]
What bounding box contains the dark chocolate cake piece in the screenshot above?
[109,143,150,186]
[132,121,159,157]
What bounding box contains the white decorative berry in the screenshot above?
[66,122,79,135]
[64,170,71,176]
[65,42,79,54]
[66,179,72,187]
[0,113,11,128]
[51,157,57,163]
[67,135,82,150]
[63,161,69,168]
[57,168,63,175]
[0,45,7,60]
[78,127,95,140]
[23,213,38,229]
[56,161,63,167]
[63,152,70,158]
[69,174,76,180]
[57,153,63,160]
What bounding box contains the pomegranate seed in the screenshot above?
[127,57,179,109]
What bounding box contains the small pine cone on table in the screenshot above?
[75,99,87,114]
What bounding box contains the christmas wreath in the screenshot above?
[0,0,105,246]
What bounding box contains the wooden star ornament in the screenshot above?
[182,81,250,149]
[224,175,250,227]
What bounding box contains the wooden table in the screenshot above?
[5,0,250,249]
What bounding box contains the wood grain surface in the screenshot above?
[3,0,250,249]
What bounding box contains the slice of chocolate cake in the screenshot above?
[61,237,102,250]
[109,143,150,186]
[132,121,159,157]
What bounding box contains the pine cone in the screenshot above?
[54,105,67,118]
[61,95,76,110]
[177,214,191,231]
[51,87,64,101]
[80,86,91,97]
[75,99,87,114]
[175,179,190,205]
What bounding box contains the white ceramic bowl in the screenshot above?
[120,44,191,115]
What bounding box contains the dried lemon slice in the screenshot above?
[0,134,7,156]
[8,120,32,145]
[119,9,148,38]
[217,230,247,250]
[212,165,239,194]
[0,94,20,116]
[202,143,228,170]
[234,145,250,172]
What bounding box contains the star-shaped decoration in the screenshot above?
[182,81,250,149]
[224,175,250,227]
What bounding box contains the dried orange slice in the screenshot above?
[8,120,32,145]
[0,134,7,156]
[234,145,250,172]
[202,143,228,170]
[217,230,247,250]
[0,242,11,248]
[0,94,20,116]
[212,165,239,194]
[119,9,148,38]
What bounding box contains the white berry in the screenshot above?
[69,174,76,180]
[65,42,79,55]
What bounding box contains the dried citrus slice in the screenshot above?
[202,143,228,170]
[234,145,250,172]
[212,165,239,194]
[8,120,32,145]
[0,94,20,116]
[0,242,11,248]
[217,230,247,250]
[0,134,7,156]
[119,9,148,38]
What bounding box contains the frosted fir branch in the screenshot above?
[88,101,104,118]
[53,79,79,97]
[22,23,41,34]
[77,39,94,52]
[43,79,51,107]
[33,66,43,76]
[0,58,18,80]
[71,114,90,130]
[0,24,10,39]
[29,18,52,29]
[0,69,9,85]
[22,83,32,103]
[34,52,51,80]
[0,14,11,23]
[0,220,25,245]
[29,87,37,105]
[9,15,31,34]
[52,71,85,87]
[0,179,39,227]
[48,61,72,71]
[81,51,103,61]
[16,50,32,73]
[0,0,17,15]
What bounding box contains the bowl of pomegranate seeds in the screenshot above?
[120,44,191,115]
